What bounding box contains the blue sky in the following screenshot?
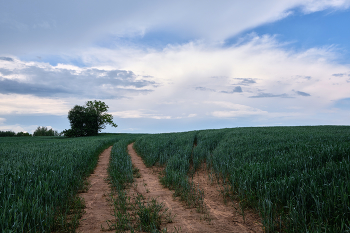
[0,0,350,134]
[239,8,350,64]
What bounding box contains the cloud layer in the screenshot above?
[1,34,350,122]
[0,60,156,99]
[1,0,350,55]
[1,1,350,133]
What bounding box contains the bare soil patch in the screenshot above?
[77,146,114,233]
[192,164,263,233]
[128,143,262,232]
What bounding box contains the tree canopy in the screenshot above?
[63,100,117,137]
[33,126,58,136]
[0,130,31,137]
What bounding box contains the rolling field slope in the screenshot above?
[2,126,349,232]
[133,126,350,232]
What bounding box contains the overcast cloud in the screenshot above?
[1,0,349,54]
[0,61,156,98]
[0,0,350,133]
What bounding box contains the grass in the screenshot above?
[135,195,171,232]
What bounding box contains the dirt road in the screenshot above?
[77,146,114,233]
[128,143,262,233]
[77,144,262,232]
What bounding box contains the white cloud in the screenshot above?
[300,0,350,13]
[1,1,350,131]
[95,34,350,124]
[0,118,61,133]
[0,124,38,133]
[0,59,156,98]
[112,110,172,119]
[206,101,268,118]
[211,110,266,118]
[1,1,349,55]
[1,35,349,124]
[0,94,69,115]
[205,101,255,110]
[112,110,198,120]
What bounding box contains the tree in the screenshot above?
[16,131,31,137]
[63,100,117,137]
[0,131,16,137]
[85,100,118,130]
[33,126,58,136]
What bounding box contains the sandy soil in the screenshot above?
[128,143,263,232]
[76,144,263,233]
[192,164,263,233]
[77,146,114,233]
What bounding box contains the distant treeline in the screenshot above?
[0,126,59,137]
[0,131,31,137]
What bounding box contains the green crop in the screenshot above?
[0,135,121,232]
[107,135,175,232]
[134,131,206,212]
[108,135,139,191]
[3,125,349,232]
[201,126,350,232]
[134,126,350,232]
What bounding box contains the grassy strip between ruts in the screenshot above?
[107,138,179,233]
[134,132,208,214]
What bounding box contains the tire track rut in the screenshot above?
[128,143,261,232]
[77,146,114,233]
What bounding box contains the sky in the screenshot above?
[0,0,350,134]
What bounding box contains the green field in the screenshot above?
[1,126,350,232]
[133,126,350,232]
[0,134,127,232]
